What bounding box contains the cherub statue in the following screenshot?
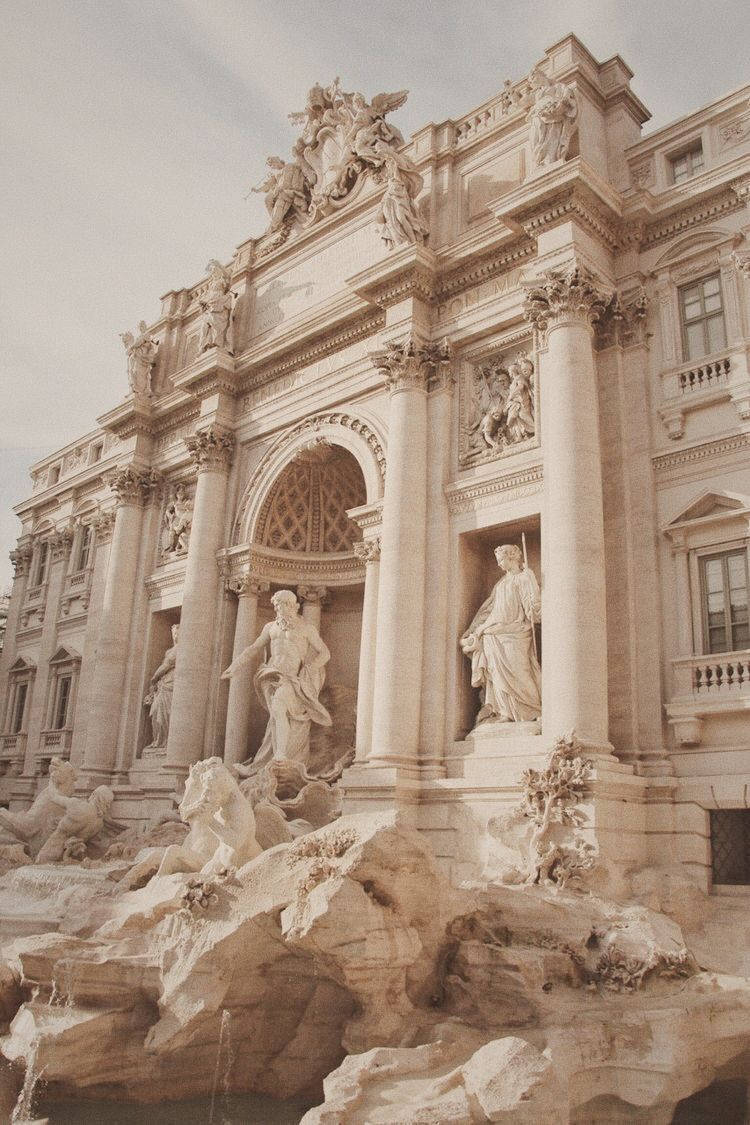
[161,485,193,557]
[343,89,408,167]
[504,353,536,443]
[252,156,310,229]
[35,785,115,864]
[198,260,234,351]
[120,321,158,397]
[527,68,578,167]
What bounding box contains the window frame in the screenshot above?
[669,141,704,185]
[43,648,81,738]
[73,523,93,574]
[3,659,36,735]
[699,546,750,655]
[32,539,50,587]
[678,272,727,363]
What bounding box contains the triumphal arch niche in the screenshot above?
[221,415,385,799]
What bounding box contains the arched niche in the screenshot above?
[232,412,385,548]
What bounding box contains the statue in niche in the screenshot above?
[466,353,536,458]
[143,625,179,749]
[252,156,310,230]
[0,756,76,857]
[198,260,235,352]
[375,142,428,249]
[460,544,541,725]
[35,786,114,864]
[120,321,158,397]
[223,589,332,775]
[161,485,193,558]
[527,68,578,168]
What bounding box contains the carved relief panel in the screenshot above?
[459,347,539,468]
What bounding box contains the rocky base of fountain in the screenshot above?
[0,807,749,1123]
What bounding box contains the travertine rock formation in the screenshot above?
[0,812,749,1121]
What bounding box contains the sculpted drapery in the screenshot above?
[461,544,542,724]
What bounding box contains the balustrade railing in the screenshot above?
[672,650,750,696]
[678,355,731,394]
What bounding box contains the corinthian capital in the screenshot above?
[9,543,33,578]
[226,572,269,598]
[353,537,381,564]
[93,509,117,544]
[523,265,611,335]
[49,527,74,562]
[108,466,160,507]
[185,425,235,472]
[372,335,450,394]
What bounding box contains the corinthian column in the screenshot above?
[82,467,158,776]
[165,426,235,770]
[298,586,328,632]
[352,538,380,762]
[369,338,441,765]
[524,264,612,750]
[223,573,269,767]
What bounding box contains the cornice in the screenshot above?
[641,181,748,249]
[445,462,543,514]
[239,310,385,407]
[652,431,750,474]
[435,238,536,303]
[219,544,365,587]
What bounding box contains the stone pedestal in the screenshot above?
[223,574,268,767]
[524,265,613,753]
[82,468,156,777]
[165,426,234,771]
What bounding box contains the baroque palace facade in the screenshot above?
[2,34,750,891]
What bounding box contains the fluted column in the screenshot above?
[165,426,235,770]
[369,338,441,765]
[82,469,157,775]
[524,265,612,750]
[298,586,328,632]
[353,538,381,762]
[223,573,269,767]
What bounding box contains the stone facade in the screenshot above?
[1,33,750,901]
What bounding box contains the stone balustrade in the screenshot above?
[0,733,27,777]
[677,354,731,394]
[673,650,750,696]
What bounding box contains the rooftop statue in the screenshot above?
[253,81,427,242]
[527,67,579,167]
[198,259,235,352]
[120,320,158,397]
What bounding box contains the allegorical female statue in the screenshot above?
[222,589,332,775]
[460,544,541,725]
[143,624,179,749]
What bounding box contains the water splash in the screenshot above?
[10,1042,45,1124]
[208,1008,234,1125]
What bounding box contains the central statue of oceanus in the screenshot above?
[222,589,332,774]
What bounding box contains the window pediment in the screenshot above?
[8,656,35,674]
[49,645,81,666]
[665,490,750,538]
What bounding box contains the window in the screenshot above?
[10,683,27,734]
[51,675,72,730]
[75,524,93,572]
[33,541,49,586]
[701,549,749,653]
[679,274,726,361]
[670,142,704,185]
[710,809,750,885]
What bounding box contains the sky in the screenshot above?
[1,0,748,585]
